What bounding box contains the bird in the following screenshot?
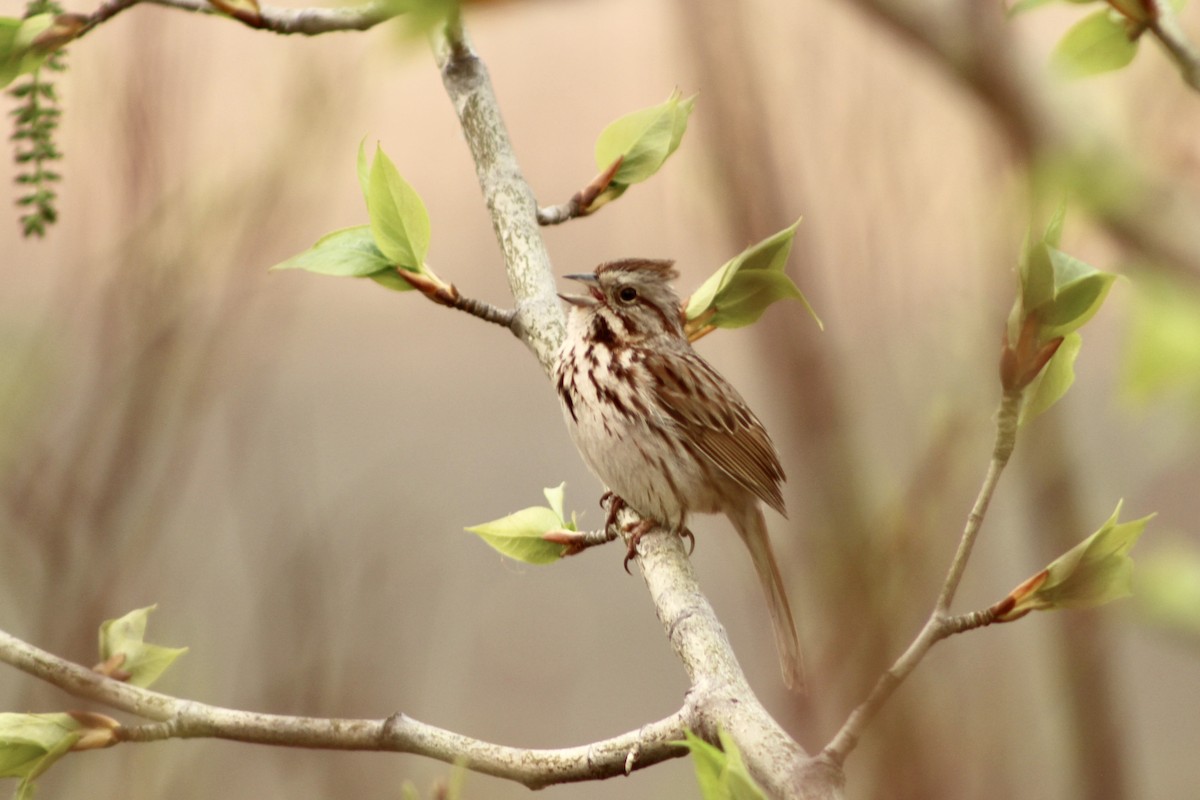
[553,257,804,691]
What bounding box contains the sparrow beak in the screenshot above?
[558,273,602,307]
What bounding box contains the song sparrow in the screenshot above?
[554,258,804,690]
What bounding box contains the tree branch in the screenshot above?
[1,9,847,798]
[434,13,564,373]
[0,627,691,787]
[76,0,397,40]
[624,520,839,800]
[431,16,837,795]
[821,390,1021,767]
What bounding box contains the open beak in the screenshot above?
[558,273,602,307]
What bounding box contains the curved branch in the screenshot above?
[0,628,688,787]
[77,0,396,40]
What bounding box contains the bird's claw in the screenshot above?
[679,527,696,555]
[621,519,655,574]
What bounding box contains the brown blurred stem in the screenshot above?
[1144,0,1200,92]
[844,0,1200,283]
[822,390,1021,766]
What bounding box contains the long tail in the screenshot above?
[730,502,806,692]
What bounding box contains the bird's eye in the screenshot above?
[618,286,638,303]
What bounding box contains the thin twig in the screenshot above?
[394,270,517,331]
[543,526,618,556]
[935,389,1021,612]
[448,292,517,328]
[821,390,1022,766]
[536,199,581,226]
[536,157,624,226]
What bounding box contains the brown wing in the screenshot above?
[644,347,787,516]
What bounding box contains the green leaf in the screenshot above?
[1020,331,1081,424]
[0,713,81,795]
[543,482,566,523]
[1051,10,1139,78]
[1135,542,1200,637]
[1019,241,1056,315]
[466,506,566,565]
[98,605,188,688]
[366,267,414,292]
[270,226,396,279]
[676,729,766,800]
[356,137,370,203]
[1043,198,1067,248]
[594,89,696,188]
[367,145,431,271]
[999,501,1154,620]
[703,271,809,329]
[1007,0,1059,17]
[1034,248,1118,336]
[1120,277,1200,407]
[685,220,821,331]
[0,14,54,89]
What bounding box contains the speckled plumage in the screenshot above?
[554,258,804,690]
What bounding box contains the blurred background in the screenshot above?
[2,0,1200,797]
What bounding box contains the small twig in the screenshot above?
[394,269,517,331]
[1144,0,1200,92]
[543,526,618,556]
[935,389,1021,612]
[536,157,623,226]
[821,390,1022,766]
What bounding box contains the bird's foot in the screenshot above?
[621,518,656,574]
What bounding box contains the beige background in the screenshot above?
[2,0,1199,798]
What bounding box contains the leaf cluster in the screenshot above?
[1002,203,1117,422]
[998,501,1153,620]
